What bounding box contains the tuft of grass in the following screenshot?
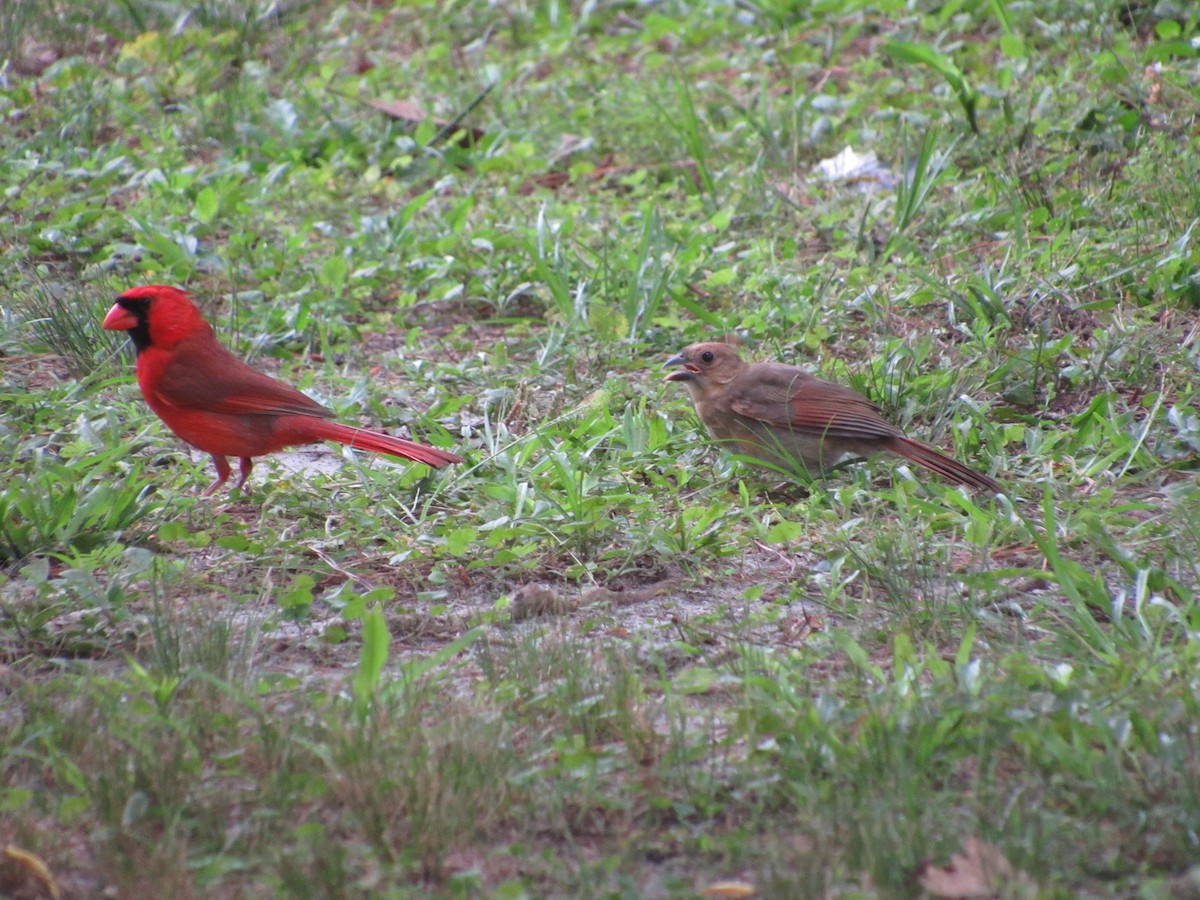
[4,280,123,377]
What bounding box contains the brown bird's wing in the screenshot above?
[147,336,335,419]
[727,362,902,440]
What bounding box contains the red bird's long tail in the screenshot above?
[891,436,1000,494]
[304,420,464,468]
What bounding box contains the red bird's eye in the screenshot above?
[701,351,714,363]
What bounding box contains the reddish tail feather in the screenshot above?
[892,436,1000,493]
[305,420,464,468]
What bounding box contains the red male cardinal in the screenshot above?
[103,285,464,495]
[666,341,1000,493]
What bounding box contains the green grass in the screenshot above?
[2,0,1199,896]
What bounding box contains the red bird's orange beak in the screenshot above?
[102,303,138,331]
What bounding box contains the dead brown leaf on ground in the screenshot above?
[368,96,487,147]
[916,836,1037,899]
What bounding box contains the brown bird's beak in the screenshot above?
[102,303,137,331]
[664,353,698,382]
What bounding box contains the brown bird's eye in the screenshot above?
[701,351,714,363]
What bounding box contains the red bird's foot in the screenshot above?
[203,455,232,497]
[234,457,254,492]
[202,456,253,495]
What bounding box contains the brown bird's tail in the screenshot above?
[308,420,464,468]
[890,436,1000,494]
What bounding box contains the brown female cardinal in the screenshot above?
[103,285,463,495]
[665,342,1000,493]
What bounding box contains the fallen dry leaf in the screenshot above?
[700,880,756,898]
[368,91,488,147]
[520,158,701,195]
[917,836,1034,899]
[0,845,60,899]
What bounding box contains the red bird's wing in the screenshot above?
[728,363,902,440]
[146,338,335,420]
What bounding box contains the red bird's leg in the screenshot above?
[204,455,232,497]
[234,457,254,492]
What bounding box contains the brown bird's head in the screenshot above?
[664,342,748,389]
[103,285,212,354]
